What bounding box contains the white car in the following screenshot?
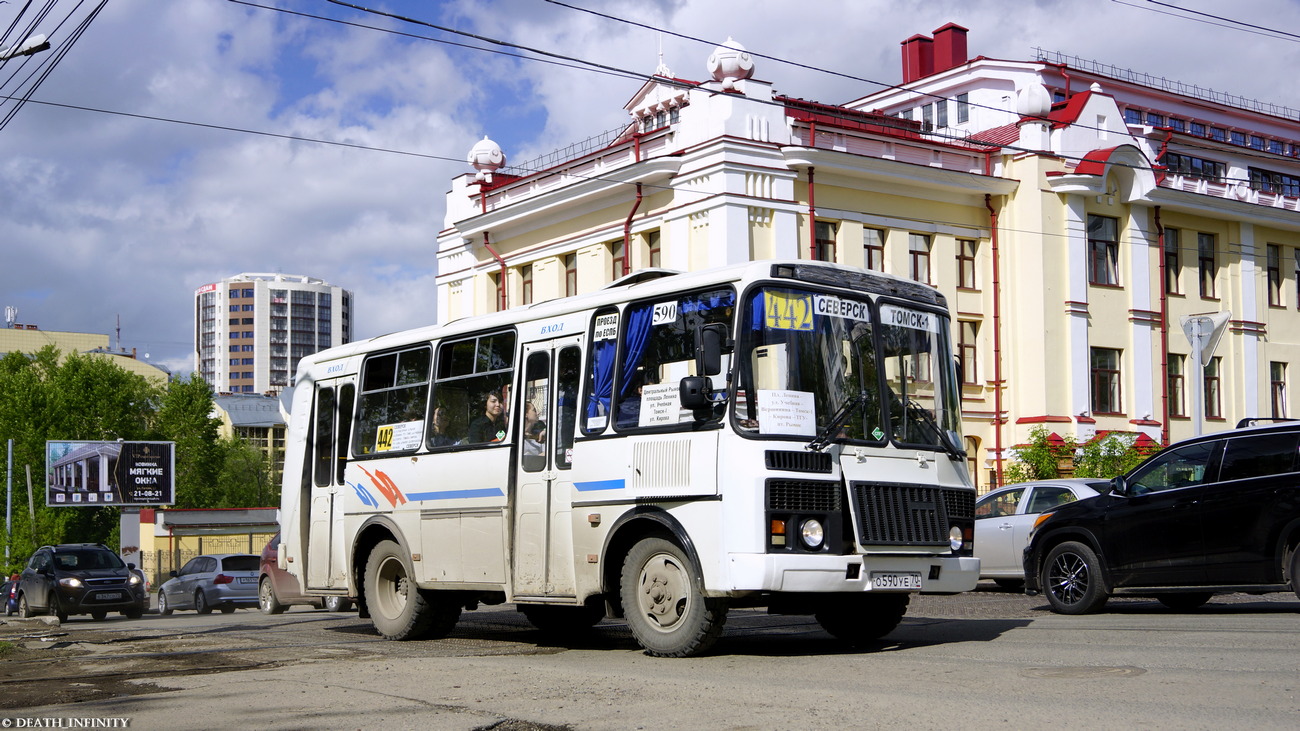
[974,479,1109,589]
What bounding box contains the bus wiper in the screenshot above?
[906,399,965,462]
[807,393,866,452]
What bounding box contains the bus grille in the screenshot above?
[767,480,841,512]
[850,482,974,546]
[764,450,833,473]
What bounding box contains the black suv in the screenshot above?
[17,544,147,621]
[1024,422,1300,614]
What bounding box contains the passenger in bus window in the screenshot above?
[523,402,546,456]
[428,406,455,447]
[467,390,507,443]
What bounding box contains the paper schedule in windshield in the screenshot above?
[756,389,816,435]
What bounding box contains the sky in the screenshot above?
[3,0,1300,377]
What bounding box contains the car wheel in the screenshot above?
[1041,541,1108,615]
[323,595,352,613]
[365,539,460,640]
[89,610,108,621]
[815,593,910,647]
[50,593,68,623]
[195,590,212,615]
[259,577,286,615]
[17,593,32,619]
[1157,593,1213,611]
[993,578,1026,591]
[219,604,236,614]
[122,607,143,619]
[157,591,172,616]
[519,602,605,637]
[621,537,728,657]
[1290,546,1300,601]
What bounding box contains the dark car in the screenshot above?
[1024,422,1300,614]
[2,578,19,616]
[258,532,351,614]
[16,544,146,621]
[157,554,260,615]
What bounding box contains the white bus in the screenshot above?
[278,259,978,656]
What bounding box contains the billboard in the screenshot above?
[45,440,176,507]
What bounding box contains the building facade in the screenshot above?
[435,28,1300,490]
[194,273,353,394]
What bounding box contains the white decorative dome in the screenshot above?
[1089,81,1104,94]
[468,136,505,182]
[1016,83,1051,118]
[706,37,754,90]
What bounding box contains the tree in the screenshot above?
[150,373,222,509]
[1003,425,1156,486]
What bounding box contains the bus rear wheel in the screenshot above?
[621,537,728,657]
[365,540,460,641]
[815,593,910,647]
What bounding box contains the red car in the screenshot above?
[258,532,352,614]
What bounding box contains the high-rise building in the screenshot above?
[194,273,352,394]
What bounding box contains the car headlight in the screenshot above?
[949,526,963,551]
[800,518,825,550]
[58,577,83,589]
[128,574,141,586]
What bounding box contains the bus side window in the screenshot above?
[313,387,335,486]
[584,307,619,434]
[429,331,516,449]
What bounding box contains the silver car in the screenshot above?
[157,554,260,615]
[974,479,1109,589]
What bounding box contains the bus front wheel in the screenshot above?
[364,540,460,640]
[620,537,728,657]
[815,593,910,646]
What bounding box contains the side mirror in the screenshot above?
[1111,475,1128,496]
[694,323,727,377]
[680,376,713,411]
[127,562,137,570]
[169,570,178,578]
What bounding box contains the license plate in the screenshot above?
[870,572,922,590]
[96,592,123,600]
[238,577,257,584]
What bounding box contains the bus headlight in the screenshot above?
[949,526,963,551]
[800,519,825,550]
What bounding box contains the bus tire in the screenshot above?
[365,540,460,640]
[815,593,909,647]
[621,537,728,657]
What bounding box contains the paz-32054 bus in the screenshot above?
[278,260,978,656]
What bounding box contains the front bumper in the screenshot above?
[726,553,979,594]
[60,585,146,614]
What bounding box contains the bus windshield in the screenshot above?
[735,286,962,453]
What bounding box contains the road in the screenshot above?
[1,585,1297,730]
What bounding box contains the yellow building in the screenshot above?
[436,28,1300,490]
[0,324,170,386]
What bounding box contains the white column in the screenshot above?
[1064,198,1092,423]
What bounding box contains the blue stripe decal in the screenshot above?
[574,479,625,492]
[406,487,505,501]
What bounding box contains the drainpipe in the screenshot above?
[808,166,817,260]
[483,231,508,311]
[1155,205,1170,446]
[1048,62,1072,101]
[985,193,1005,488]
[1154,130,1172,186]
[622,183,643,277]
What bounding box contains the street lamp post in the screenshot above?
[0,33,49,61]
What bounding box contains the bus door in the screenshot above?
[306,381,354,590]
[512,337,583,597]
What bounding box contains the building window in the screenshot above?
[1164,153,1226,181]
[242,304,254,311]
[1268,244,1282,307]
[1146,112,1164,126]
[1090,347,1122,415]
[1269,140,1284,155]
[242,344,254,352]
[1124,108,1142,125]
[957,239,977,289]
[1198,233,1217,299]
[1164,228,1181,295]
[1190,121,1206,137]
[908,233,931,284]
[956,93,969,124]
[920,103,934,129]
[521,264,533,306]
[229,358,240,366]
[936,100,948,128]
[229,305,240,313]
[814,221,837,262]
[1169,118,1186,132]
[863,228,885,271]
[1168,353,1186,417]
[1210,128,1226,142]
[1229,131,1247,147]
[1272,362,1288,418]
[242,288,254,298]
[1205,356,1222,418]
[1087,215,1119,286]
[610,240,626,281]
[1250,135,1265,150]
[958,321,978,384]
[1248,167,1300,197]
[647,230,661,268]
[565,254,577,297]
